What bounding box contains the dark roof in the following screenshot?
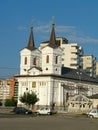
[56,37,68,44]
[61,67,98,83]
[27,27,36,51]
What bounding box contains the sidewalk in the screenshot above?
[0,107,13,113]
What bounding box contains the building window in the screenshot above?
[32,82,36,88]
[55,56,58,64]
[46,55,49,63]
[24,57,27,65]
[40,82,46,86]
[33,57,36,65]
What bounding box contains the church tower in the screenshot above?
[41,21,62,75]
[20,26,41,75]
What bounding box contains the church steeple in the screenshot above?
[27,26,35,50]
[49,17,58,47]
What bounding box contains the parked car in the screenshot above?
[36,107,52,115]
[13,107,32,115]
[87,109,98,118]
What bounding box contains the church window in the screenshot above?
[46,55,49,63]
[42,82,46,86]
[55,56,58,64]
[32,82,36,88]
[24,57,27,65]
[40,82,46,86]
[33,57,36,65]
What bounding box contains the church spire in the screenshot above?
[27,26,35,50]
[49,16,57,47]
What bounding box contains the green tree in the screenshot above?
[19,91,39,110]
[5,98,17,107]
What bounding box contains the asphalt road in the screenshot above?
[0,114,98,130]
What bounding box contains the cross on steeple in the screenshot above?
[30,19,35,29]
[52,16,55,25]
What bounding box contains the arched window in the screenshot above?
[24,57,27,65]
[55,56,58,64]
[46,55,49,63]
[33,57,36,65]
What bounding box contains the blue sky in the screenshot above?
[0,0,98,79]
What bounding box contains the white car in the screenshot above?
[87,109,98,118]
[36,107,52,115]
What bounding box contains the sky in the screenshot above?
[0,0,98,79]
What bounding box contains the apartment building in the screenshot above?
[6,77,18,100]
[96,62,98,77]
[0,79,10,105]
[82,55,96,77]
[61,42,83,69]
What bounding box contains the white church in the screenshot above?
[15,22,98,112]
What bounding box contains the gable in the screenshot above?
[70,94,92,103]
[28,66,42,75]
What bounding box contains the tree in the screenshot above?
[5,98,17,107]
[19,91,39,110]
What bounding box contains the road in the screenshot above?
[0,114,98,130]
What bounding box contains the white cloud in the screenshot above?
[56,25,76,33]
[68,35,98,44]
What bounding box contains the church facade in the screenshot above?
[15,22,98,112]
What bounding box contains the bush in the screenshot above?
[5,98,17,107]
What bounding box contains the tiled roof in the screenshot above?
[61,67,98,83]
